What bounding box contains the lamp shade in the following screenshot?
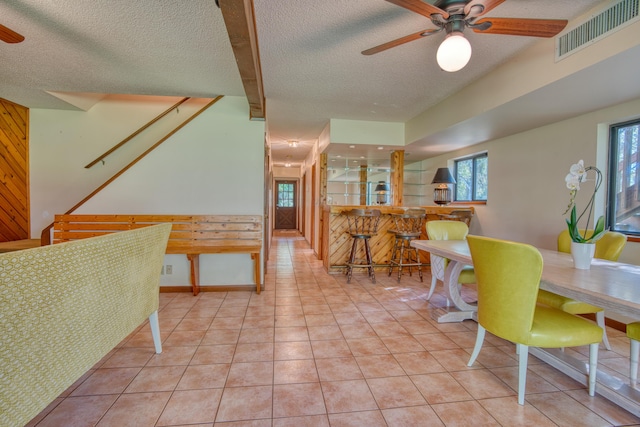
[436,32,472,72]
[374,181,389,192]
[431,168,456,184]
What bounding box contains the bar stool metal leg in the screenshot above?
[364,237,375,283]
[412,245,423,281]
[397,238,405,282]
[388,236,399,278]
[346,236,358,283]
[389,235,424,283]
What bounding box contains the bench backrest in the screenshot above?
[53,214,263,252]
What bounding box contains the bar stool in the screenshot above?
[387,209,426,282]
[438,210,472,227]
[345,208,381,284]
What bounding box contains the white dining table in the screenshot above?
[411,239,640,321]
[411,239,478,323]
[411,238,640,416]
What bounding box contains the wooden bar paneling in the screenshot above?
[322,205,474,273]
[319,154,327,260]
[0,98,28,242]
[359,164,367,206]
[319,153,327,206]
[390,150,404,206]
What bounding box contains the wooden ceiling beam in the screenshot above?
[217,0,265,120]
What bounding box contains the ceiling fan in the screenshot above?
[363,0,568,72]
[0,24,24,43]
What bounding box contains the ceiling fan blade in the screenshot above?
[472,17,568,37]
[0,24,24,43]
[362,28,439,55]
[385,0,449,20]
[464,0,506,18]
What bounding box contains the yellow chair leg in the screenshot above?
[589,343,598,396]
[596,311,611,350]
[518,344,529,405]
[467,325,486,367]
[631,339,639,384]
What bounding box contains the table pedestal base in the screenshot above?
[530,347,640,417]
[430,306,476,323]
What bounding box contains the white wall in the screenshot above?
[329,119,404,147]
[30,95,193,233]
[30,95,265,287]
[421,96,640,266]
[273,167,301,179]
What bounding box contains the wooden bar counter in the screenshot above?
[321,205,474,274]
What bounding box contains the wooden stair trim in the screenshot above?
[84,97,190,168]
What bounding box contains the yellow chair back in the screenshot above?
[557,229,627,261]
[467,235,543,344]
[426,220,469,241]
[425,220,475,299]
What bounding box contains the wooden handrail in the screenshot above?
[40,96,224,245]
[84,97,190,168]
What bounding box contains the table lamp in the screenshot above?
[431,168,456,205]
[374,181,389,205]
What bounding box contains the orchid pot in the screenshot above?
[570,241,595,269]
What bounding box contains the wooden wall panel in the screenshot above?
[323,205,475,273]
[390,150,404,206]
[0,98,29,241]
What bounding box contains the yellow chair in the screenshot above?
[425,220,475,301]
[466,235,603,405]
[537,229,627,350]
[627,322,640,384]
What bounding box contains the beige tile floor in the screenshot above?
[27,232,640,426]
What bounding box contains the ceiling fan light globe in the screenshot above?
[436,33,472,72]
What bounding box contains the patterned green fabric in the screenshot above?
[0,223,171,427]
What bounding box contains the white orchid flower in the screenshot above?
[569,160,586,181]
[563,159,605,244]
[565,173,581,190]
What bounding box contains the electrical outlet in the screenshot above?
[166,265,173,275]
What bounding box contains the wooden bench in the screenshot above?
[53,214,263,295]
[0,239,41,253]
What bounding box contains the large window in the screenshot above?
[454,153,488,202]
[608,119,640,236]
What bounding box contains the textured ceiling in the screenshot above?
[0,0,619,167]
[0,1,244,107]
[253,0,609,165]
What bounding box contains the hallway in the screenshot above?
[29,234,640,426]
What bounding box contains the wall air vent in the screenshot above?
[556,0,640,61]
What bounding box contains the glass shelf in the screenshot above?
[326,160,428,205]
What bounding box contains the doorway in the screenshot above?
[275,180,297,229]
